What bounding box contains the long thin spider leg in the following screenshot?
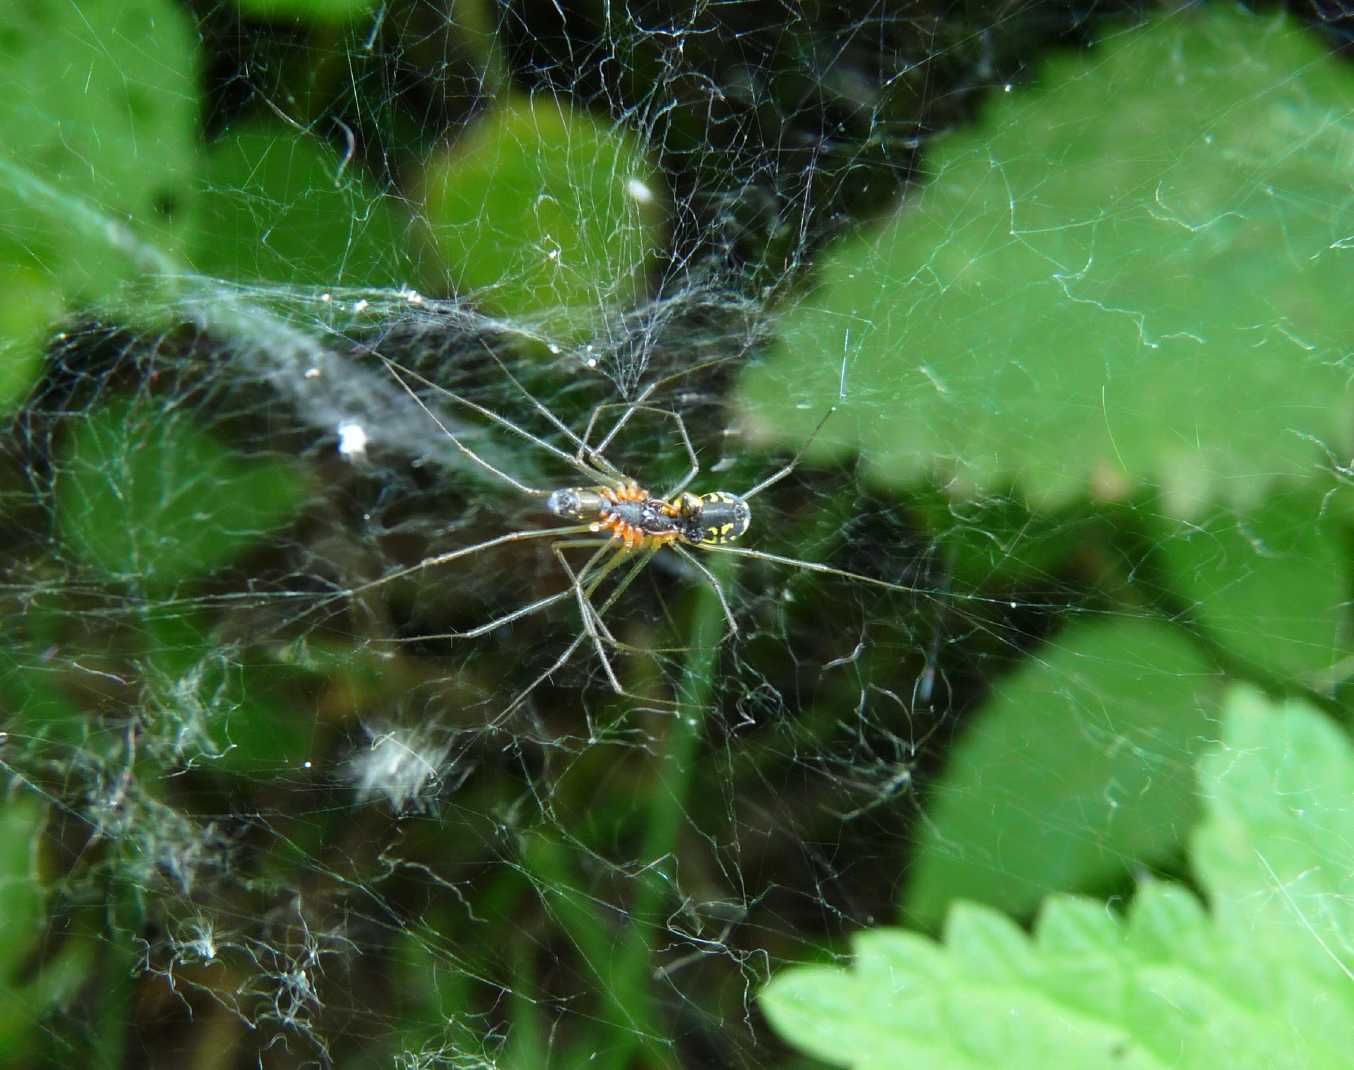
[411,540,617,642]
[740,406,837,501]
[585,383,658,462]
[577,404,631,483]
[575,386,658,481]
[575,354,760,481]
[494,548,660,722]
[658,408,700,498]
[396,588,574,642]
[582,354,741,460]
[495,631,588,724]
[374,351,615,486]
[694,542,932,598]
[541,539,634,649]
[551,542,667,657]
[346,525,593,597]
[671,544,737,637]
[577,545,662,654]
[577,402,700,498]
[367,538,625,650]
[479,342,630,484]
[573,353,755,480]
[554,543,629,694]
[551,542,669,671]
[376,353,558,495]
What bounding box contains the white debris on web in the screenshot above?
[345,725,454,813]
[337,420,369,460]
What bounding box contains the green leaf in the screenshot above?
[736,6,1354,516]
[142,612,311,770]
[0,264,61,416]
[193,121,407,286]
[0,799,46,981]
[904,618,1216,929]
[0,798,92,1066]
[1157,487,1350,679]
[420,95,665,340]
[56,395,304,592]
[763,689,1354,1069]
[1193,685,1354,983]
[233,0,379,22]
[0,0,198,298]
[909,485,1111,589]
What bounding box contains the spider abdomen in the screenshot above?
[676,491,751,545]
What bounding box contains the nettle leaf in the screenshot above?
[56,395,304,592]
[763,688,1354,1069]
[1156,487,1351,680]
[1193,686,1354,983]
[420,95,665,340]
[904,618,1217,928]
[736,6,1354,516]
[193,120,408,287]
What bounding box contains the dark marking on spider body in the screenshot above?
[546,484,751,549]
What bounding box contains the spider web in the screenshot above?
[2,2,1353,1068]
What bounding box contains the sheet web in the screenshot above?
[2,2,1352,1068]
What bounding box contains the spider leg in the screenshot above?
[363,538,637,666]
[494,547,661,720]
[581,402,701,499]
[346,524,593,598]
[548,538,636,647]
[554,542,634,694]
[653,406,701,498]
[380,588,573,643]
[495,631,588,724]
[670,544,737,637]
[414,542,615,641]
[479,342,630,484]
[739,406,837,501]
[576,353,751,478]
[693,542,928,599]
[576,386,658,483]
[375,352,615,487]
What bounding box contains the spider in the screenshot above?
[351,352,925,710]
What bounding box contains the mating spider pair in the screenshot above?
[353,353,920,708]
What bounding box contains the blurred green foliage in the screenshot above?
[0,264,61,412]
[902,618,1218,929]
[234,0,379,23]
[736,3,1354,974]
[56,395,303,591]
[420,94,666,338]
[194,120,408,287]
[0,801,91,1067]
[0,0,197,409]
[1157,486,1351,680]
